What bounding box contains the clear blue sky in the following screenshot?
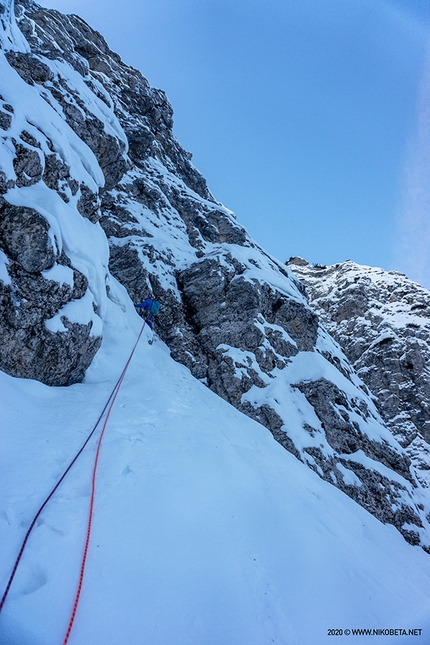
[41,0,430,288]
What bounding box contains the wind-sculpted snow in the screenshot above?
[0,0,429,548]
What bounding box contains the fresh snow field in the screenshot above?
[1,295,430,645]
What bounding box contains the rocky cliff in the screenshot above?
[288,257,430,490]
[1,0,430,549]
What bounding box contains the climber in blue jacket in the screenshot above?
[135,297,161,330]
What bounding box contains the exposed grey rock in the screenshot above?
[0,204,103,383]
[5,50,54,84]
[0,170,10,193]
[0,203,55,272]
[13,140,43,187]
[14,0,205,198]
[42,153,77,200]
[177,255,316,370]
[0,3,110,387]
[0,109,12,130]
[77,183,101,223]
[48,95,128,190]
[288,258,430,489]
[127,125,156,164]
[19,129,40,147]
[165,188,247,247]
[296,378,412,480]
[0,240,101,385]
[303,445,422,545]
[5,18,129,191]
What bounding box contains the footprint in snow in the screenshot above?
[19,566,47,596]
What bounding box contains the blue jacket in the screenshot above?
[135,298,161,317]
[135,298,154,311]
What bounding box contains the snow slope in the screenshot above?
[1,297,430,645]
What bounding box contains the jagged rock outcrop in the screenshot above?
[1,0,430,547]
[0,201,101,384]
[288,258,430,490]
[0,0,131,384]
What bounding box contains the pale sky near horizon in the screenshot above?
[39,0,430,288]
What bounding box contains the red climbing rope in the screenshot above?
[63,321,146,644]
[0,322,146,629]
[62,362,126,643]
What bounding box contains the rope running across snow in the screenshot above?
[0,322,146,633]
[62,320,146,643]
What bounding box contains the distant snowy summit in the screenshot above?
[0,0,430,549]
[287,257,430,489]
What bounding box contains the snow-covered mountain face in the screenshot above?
[288,258,430,489]
[1,0,430,549]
